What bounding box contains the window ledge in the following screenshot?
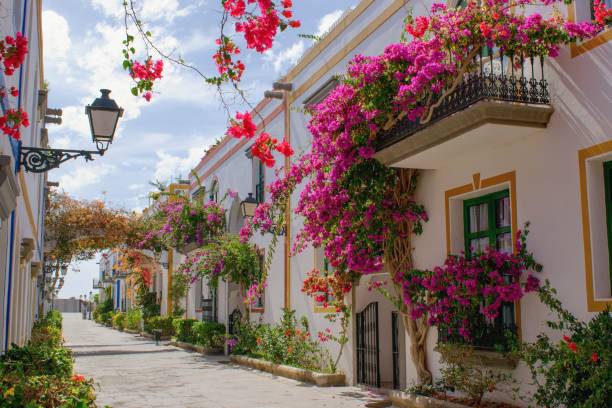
[251,307,264,314]
[435,345,518,370]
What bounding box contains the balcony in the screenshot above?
[375,50,554,168]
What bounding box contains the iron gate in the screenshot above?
[356,302,380,388]
[228,308,242,336]
[392,311,400,389]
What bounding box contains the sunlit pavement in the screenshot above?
[62,313,387,408]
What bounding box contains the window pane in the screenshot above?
[469,203,488,233]
[496,197,511,228]
[470,237,489,253]
[496,232,512,254]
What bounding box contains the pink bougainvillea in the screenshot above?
[402,228,542,340]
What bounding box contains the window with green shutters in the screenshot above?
[460,189,516,349]
[603,161,612,291]
[463,189,512,256]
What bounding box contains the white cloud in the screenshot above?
[317,10,345,36]
[58,164,116,192]
[128,183,145,190]
[154,146,206,181]
[90,0,200,22]
[266,40,306,73]
[42,10,72,73]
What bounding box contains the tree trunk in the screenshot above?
[384,168,433,385]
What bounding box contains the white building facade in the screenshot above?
[0,0,48,352]
[179,0,610,401]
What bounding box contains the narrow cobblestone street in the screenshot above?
[63,314,382,408]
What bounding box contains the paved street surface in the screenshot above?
[63,313,387,408]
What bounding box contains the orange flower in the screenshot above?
[71,374,86,383]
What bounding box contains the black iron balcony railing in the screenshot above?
[376,48,550,151]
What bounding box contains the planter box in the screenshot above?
[140,332,172,341]
[230,355,345,387]
[170,341,223,355]
[124,328,140,334]
[389,391,468,408]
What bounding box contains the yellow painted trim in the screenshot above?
[444,183,473,256]
[567,4,612,58]
[314,306,337,314]
[578,140,612,312]
[288,0,406,104]
[283,0,376,82]
[444,171,521,340]
[18,171,38,242]
[167,249,174,316]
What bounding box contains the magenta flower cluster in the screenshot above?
[403,229,542,340]
[139,199,226,250]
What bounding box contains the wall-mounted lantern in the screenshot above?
[20,89,124,173]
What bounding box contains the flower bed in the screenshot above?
[230,355,345,387]
[0,311,98,407]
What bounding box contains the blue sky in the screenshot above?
[46,0,356,298]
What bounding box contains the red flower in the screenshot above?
[480,22,492,37]
[9,87,18,97]
[143,91,152,102]
[275,140,294,157]
[282,10,293,18]
[288,20,301,28]
[406,16,429,39]
[227,111,257,139]
[591,352,599,363]
[282,0,293,8]
[71,374,86,383]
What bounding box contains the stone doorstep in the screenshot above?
[230,355,346,387]
[389,391,468,408]
[170,341,223,355]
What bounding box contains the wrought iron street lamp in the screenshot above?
[20,89,124,173]
[240,193,258,218]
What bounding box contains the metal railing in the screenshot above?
[377,48,550,151]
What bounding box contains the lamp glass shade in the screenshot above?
[241,193,258,218]
[85,89,123,145]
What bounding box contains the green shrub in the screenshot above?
[44,310,63,330]
[145,316,175,336]
[1,344,73,378]
[30,325,62,349]
[230,319,261,356]
[126,308,142,331]
[112,312,126,330]
[193,321,225,348]
[518,282,612,407]
[173,318,198,343]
